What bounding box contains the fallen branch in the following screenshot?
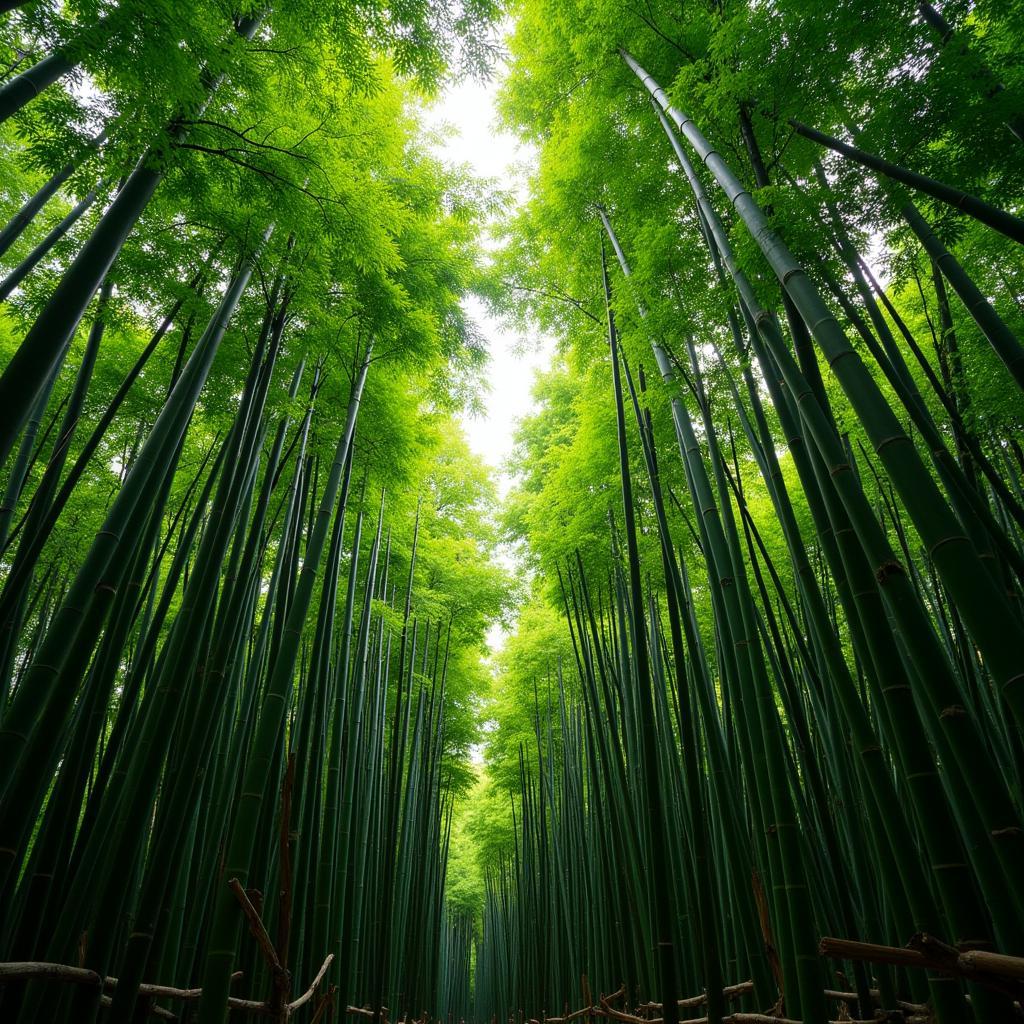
[0,962,103,987]
[821,934,1024,983]
[821,934,1024,1005]
[546,1003,596,1022]
[726,1015,800,1024]
[0,957,339,1018]
[549,978,893,1024]
[823,987,927,1014]
[0,962,243,1001]
[99,993,176,1019]
[724,1015,879,1024]
[958,949,1024,983]
[820,936,929,971]
[641,980,755,1010]
[599,995,656,1024]
[287,955,333,1012]
[671,1015,882,1024]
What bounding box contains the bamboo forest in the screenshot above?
[2,0,1024,1022]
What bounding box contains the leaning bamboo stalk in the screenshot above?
[0,357,64,556]
[0,261,209,617]
[0,226,274,911]
[0,183,105,302]
[601,247,682,1024]
[0,8,132,127]
[620,48,1024,741]
[789,119,1024,245]
[198,346,372,1024]
[917,0,1024,142]
[639,86,1007,1021]
[68,291,289,1024]
[599,208,768,1013]
[0,277,111,675]
[902,201,1024,390]
[0,128,107,259]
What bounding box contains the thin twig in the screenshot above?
[287,955,334,1012]
[228,877,283,973]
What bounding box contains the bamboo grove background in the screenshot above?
[0,2,511,1022]
[465,2,1024,1024]
[2,1,1024,1024]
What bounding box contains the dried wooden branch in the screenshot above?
[287,954,333,1012]
[726,1016,801,1024]
[960,949,1024,982]
[723,1015,880,1024]
[822,986,926,1014]
[641,980,755,1010]
[599,995,659,1024]
[309,985,336,1024]
[132,971,246,1000]
[0,961,247,1018]
[229,877,284,974]
[0,961,243,1000]
[0,961,103,987]
[99,993,176,1019]
[821,934,1024,983]
[0,955,343,1019]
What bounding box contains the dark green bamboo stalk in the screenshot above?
[0,129,107,259]
[0,183,104,302]
[789,119,1024,244]
[623,50,1024,792]
[601,242,681,1024]
[0,227,272,897]
[902,201,1024,390]
[197,342,371,1024]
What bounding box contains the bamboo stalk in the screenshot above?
[789,119,1024,244]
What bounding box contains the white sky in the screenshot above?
[420,76,554,502]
